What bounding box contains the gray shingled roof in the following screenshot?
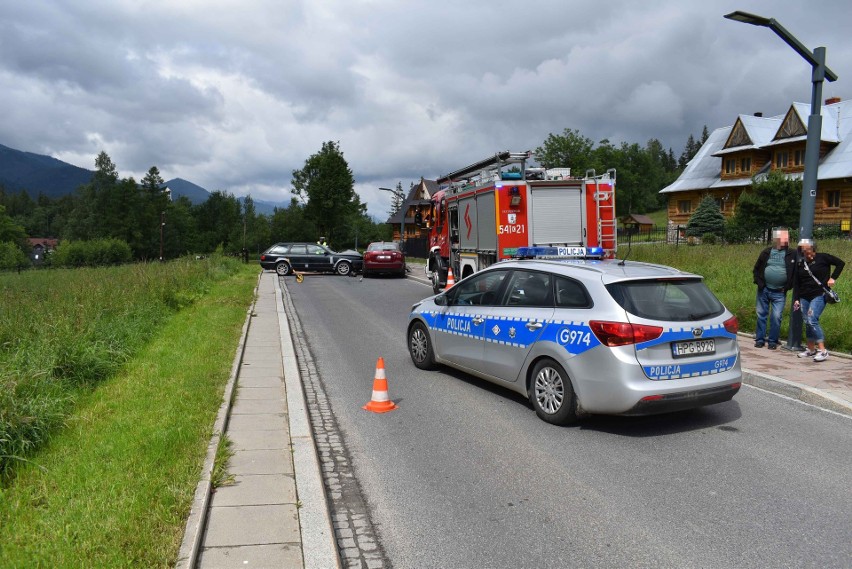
[662,99,852,195]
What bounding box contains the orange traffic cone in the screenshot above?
[363,357,397,413]
[445,266,456,289]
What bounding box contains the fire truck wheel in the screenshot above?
[408,321,436,370]
[431,271,441,294]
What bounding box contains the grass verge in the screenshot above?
[0,264,258,567]
[627,239,852,353]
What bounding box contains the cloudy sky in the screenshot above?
[2,1,850,219]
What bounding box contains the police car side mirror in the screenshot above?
[434,294,447,306]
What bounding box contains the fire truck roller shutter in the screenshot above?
[530,187,583,245]
[477,191,497,251]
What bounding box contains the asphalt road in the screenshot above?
[284,272,852,569]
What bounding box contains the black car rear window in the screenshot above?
[605,279,724,321]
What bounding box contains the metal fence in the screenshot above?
[618,223,848,246]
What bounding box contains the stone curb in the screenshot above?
[174,274,259,569]
[274,275,341,569]
[741,368,852,417]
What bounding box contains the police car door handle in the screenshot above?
[525,321,543,330]
[472,317,484,325]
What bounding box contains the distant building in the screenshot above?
[620,213,655,233]
[28,237,59,264]
[661,97,852,233]
[386,178,436,242]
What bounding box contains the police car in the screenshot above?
[407,247,741,425]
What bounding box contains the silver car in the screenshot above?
[407,256,741,425]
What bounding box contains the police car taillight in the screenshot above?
[589,321,663,347]
[723,316,739,334]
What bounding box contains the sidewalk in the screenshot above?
[177,272,339,569]
[178,274,852,567]
[739,333,852,416]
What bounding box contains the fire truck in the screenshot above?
[424,151,616,294]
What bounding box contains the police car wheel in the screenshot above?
[408,322,436,370]
[529,359,578,425]
[335,261,351,276]
[275,261,291,276]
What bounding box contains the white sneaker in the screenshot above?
[813,350,829,362]
[798,349,817,358]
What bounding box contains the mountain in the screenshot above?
[0,143,93,198]
[0,142,292,213]
[162,178,211,204]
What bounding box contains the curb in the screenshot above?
[174,273,259,569]
[741,368,852,417]
[275,275,341,569]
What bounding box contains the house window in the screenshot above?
[740,157,751,173]
[776,150,789,168]
[794,149,804,166]
[714,198,725,211]
[826,190,841,208]
[725,159,736,174]
[678,200,692,214]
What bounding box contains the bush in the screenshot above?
[52,239,132,267]
[0,242,30,271]
[702,233,718,245]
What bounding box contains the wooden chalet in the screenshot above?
[661,97,852,233]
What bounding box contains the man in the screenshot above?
[752,228,796,349]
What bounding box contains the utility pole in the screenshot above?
[159,211,165,262]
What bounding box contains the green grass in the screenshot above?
[0,262,257,567]
[0,258,244,478]
[643,208,669,226]
[627,240,852,353]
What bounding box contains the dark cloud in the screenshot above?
[0,1,849,219]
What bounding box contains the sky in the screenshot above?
[1,1,850,220]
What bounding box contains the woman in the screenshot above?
[793,239,845,362]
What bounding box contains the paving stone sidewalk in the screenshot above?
[739,334,852,416]
[191,272,339,569]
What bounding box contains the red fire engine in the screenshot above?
[425,151,616,294]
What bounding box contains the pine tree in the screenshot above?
[686,196,726,237]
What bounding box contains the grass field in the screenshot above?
[0,259,258,567]
[626,240,852,353]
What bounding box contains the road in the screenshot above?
[283,272,852,569]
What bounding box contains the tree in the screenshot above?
[534,128,596,173]
[291,141,363,244]
[727,170,801,240]
[388,181,404,218]
[270,198,317,243]
[686,196,726,237]
[0,204,27,244]
[0,241,29,271]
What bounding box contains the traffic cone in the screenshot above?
[445,266,456,289]
[363,357,397,413]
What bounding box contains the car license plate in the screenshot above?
[378,255,390,260]
[671,338,715,358]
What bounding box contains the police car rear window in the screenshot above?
[605,279,724,321]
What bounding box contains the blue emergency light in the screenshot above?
[515,246,604,260]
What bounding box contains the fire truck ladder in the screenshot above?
[436,151,531,192]
[586,168,617,251]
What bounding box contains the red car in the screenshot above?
[363,241,406,277]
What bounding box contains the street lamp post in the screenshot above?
[724,11,839,350]
[379,187,406,252]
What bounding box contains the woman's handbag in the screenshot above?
[803,260,840,304]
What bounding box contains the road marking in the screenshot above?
[742,383,852,420]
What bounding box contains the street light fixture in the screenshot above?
[724,10,838,241]
[379,186,406,251]
[724,10,839,350]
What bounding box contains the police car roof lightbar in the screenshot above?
[515,246,604,260]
